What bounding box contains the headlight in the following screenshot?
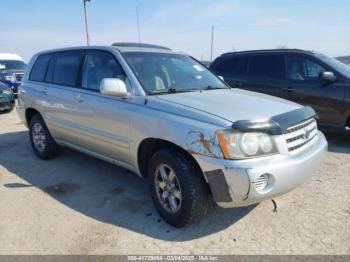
[216,130,278,159]
[4,75,16,82]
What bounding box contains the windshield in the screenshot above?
[0,82,9,91]
[0,60,27,70]
[123,52,227,93]
[314,53,350,78]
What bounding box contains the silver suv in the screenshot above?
[17,43,327,227]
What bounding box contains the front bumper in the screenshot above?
[195,131,328,208]
[0,95,15,111]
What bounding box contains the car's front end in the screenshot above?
[148,88,328,208]
[0,70,24,96]
[117,45,328,209]
[0,59,26,96]
[193,107,327,208]
[0,82,15,112]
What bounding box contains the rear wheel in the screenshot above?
[29,114,59,159]
[148,149,209,227]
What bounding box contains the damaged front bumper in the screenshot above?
[194,131,328,208]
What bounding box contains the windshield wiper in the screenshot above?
[202,85,229,90]
[149,87,197,95]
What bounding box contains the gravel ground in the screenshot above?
[0,109,349,255]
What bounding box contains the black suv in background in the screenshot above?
[210,49,350,131]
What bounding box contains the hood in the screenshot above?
[154,88,301,123]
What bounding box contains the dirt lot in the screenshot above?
[0,109,349,255]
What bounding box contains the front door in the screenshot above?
[284,55,344,126]
[71,50,134,165]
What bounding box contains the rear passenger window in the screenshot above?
[52,51,83,87]
[81,51,125,91]
[248,55,285,80]
[29,54,52,82]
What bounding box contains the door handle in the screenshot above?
[74,93,85,103]
[39,87,48,94]
[283,87,295,93]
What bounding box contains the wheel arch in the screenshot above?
[137,138,204,179]
[25,108,41,126]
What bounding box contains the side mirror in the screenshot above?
[100,78,129,98]
[320,72,336,82]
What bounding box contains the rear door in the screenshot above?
[30,50,84,144]
[284,54,344,125]
[242,54,287,98]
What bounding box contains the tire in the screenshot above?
[148,149,209,227]
[29,114,59,159]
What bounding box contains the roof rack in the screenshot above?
[112,42,171,51]
[220,49,314,57]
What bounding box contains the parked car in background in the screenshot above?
[0,53,27,96]
[0,81,15,112]
[210,49,350,131]
[18,43,327,227]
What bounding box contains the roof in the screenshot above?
[111,42,174,53]
[0,53,24,61]
[220,49,315,57]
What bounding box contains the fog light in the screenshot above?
[255,174,269,192]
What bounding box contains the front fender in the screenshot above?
[129,106,227,174]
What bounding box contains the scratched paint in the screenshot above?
[186,131,223,158]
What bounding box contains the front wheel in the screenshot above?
[148,149,209,227]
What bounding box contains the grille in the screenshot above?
[255,174,269,192]
[285,118,317,153]
[15,73,23,82]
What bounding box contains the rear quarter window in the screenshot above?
[29,53,53,82]
[213,57,240,75]
[211,56,248,78]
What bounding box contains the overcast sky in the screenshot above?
[1,0,350,61]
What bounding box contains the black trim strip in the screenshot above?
[232,106,317,135]
[204,169,232,203]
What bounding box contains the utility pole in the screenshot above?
[136,7,141,43]
[210,25,214,61]
[83,0,91,45]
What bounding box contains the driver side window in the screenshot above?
[286,55,326,81]
[81,51,126,91]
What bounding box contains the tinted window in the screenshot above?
[52,51,83,86]
[81,51,125,91]
[235,57,249,77]
[286,55,326,81]
[29,54,52,82]
[248,55,285,80]
[0,60,26,70]
[214,57,240,75]
[212,56,248,78]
